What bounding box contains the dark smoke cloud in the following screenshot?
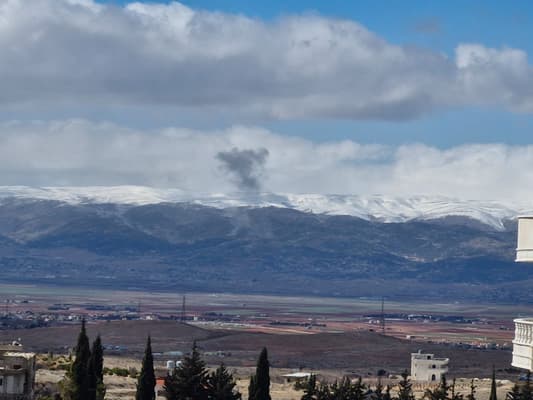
[216,147,269,191]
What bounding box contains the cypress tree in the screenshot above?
[489,367,498,400]
[89,335,105,400]
[71,319,91,400]
[136,336,156,400]
[206,363,241,400]
[248,375,257,400]
[253,348,271,400]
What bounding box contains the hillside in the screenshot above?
[0,188,530,303]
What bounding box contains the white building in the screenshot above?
[512,319,533,371]
[516,216,533,262]
[513,217,533,371]
[411,351,449,382]
[0,344,36,400]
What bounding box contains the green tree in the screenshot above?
[89,335,105,400]
[252,348,271,400]
[136,336,156,400]
[424,375,451,400]
[206,363,241,400]
[489,367,497,400]
[350,377,366,400]
[301,375,317,400]
[248,375,257,400]
[397,371,415,400]
[164,341,208,400]
[466,379,476,400]
[71,319,91,400]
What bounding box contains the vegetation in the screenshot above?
[136,336,156,400]
[249,347,271,400]
[60,320,105,400]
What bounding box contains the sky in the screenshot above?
[0,0,533,200]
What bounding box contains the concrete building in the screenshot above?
[0,344,36,400]
[411,351,449,382]
[512,318,533,371]
[513,217,533,371]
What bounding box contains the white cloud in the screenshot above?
[0,0,532,120]
[1,119,533,202]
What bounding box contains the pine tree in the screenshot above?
[136,336,156,400]
[489,367,498,400]
[252,348,271,400]
[164,341,208,400]
[301,375,317,400]
[206,363,241,400]
[71,319,91,400]
[397,371,415,400]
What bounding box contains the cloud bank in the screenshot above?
[0,0,532,120]
[1,119,533,202]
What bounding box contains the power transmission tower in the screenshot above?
[180,295,186,322]
[380,297,385,334]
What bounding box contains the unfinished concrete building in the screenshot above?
[0,344,36,400]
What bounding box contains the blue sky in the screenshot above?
[94,0,533,148]
[1,0,533,196]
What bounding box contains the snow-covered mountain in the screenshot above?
[0,185,529,230]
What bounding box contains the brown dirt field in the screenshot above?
[1,320,514,379]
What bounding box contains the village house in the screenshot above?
[410,351,449,382]
[0,343,36,400]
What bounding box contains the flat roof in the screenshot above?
[3,352,36,359]
[282,372,312,378]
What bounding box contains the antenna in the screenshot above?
[180,295,186,323]
[380,297,385,334]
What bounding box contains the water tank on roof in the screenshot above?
[516,216,533,262]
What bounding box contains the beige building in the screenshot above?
[0,344,36,400]
[411,351,449,382]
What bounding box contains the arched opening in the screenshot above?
[431,374,436,381]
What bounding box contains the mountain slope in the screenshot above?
[0,196,528,303]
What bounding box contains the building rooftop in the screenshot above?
[3,352,36,359]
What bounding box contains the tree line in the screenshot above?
[60,321,533,400]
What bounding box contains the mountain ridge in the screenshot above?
[0,185,529,230]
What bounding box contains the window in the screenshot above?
[431,374,436,381]
[0,378,3,386]
[432,365,436,369]
[427,356,431,360]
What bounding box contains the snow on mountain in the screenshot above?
[0,186,530,230]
